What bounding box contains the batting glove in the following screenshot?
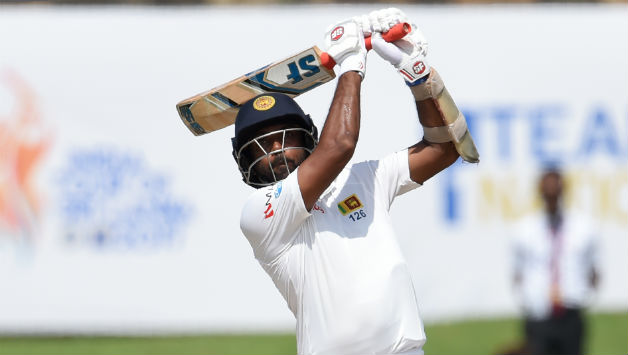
[323,20,367,79]
[371,23,430,86]
[353,7,409,36]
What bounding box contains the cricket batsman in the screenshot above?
[231,8,479,355]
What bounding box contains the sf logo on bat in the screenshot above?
[285,54,321,84]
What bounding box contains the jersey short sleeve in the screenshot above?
[239,170,311,263]
[370,149,421,209]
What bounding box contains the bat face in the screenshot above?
[177,46,336,136]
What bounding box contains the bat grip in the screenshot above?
[320,22,411,70]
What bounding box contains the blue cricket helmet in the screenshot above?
[231,93,319,188]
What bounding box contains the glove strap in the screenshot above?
[407,75,429,87]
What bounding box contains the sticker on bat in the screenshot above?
[286,54,321,84]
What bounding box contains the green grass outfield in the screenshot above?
[1,312,625,355]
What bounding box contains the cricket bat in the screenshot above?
[176,23,411,136]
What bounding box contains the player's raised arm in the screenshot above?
[371,22,479,184]
[297,20,368,211]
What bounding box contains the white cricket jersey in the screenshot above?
[240,150,426,355]
[511,212,599,319]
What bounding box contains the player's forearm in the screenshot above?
[318,72,362,160]
[405,76,466,184]
[416,96,448,128]
[410,69,479,163]
[415,98,460,164]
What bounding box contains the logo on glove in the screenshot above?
[330,26,344,41]
[413,61,426,75]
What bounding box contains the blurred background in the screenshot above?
[0,0,626,354]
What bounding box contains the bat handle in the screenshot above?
[320,22,411,70]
